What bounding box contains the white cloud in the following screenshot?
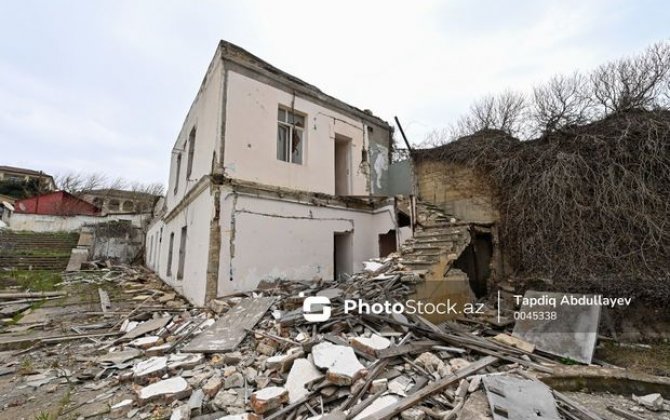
[0,0,668,184]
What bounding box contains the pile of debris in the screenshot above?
[0,261,669,419]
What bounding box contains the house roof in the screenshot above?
[14,190,102,215]
[217,40,390,128]
[84,188,159,199]
[0,165,54,179]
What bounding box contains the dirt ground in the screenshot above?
[0,268,180,419]
[565,392,670,420]
[1,268,670,419]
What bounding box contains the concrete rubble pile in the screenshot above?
[0,262,669,419]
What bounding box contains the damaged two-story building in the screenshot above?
[146,41,407,305]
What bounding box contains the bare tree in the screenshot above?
[128,180,165,196]
[55,171,165,197]
[417,127,453,148]
[55,172,108,194]
[455,90,526,137]
[530,72,594,134]
[591,41,670,114]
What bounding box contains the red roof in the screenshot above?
[14,191,101,216]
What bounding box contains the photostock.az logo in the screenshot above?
[301,293,331,322]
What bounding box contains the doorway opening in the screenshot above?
[334,135,351,196]
[453,230,493,298]
[177,226,188,280]
[334,231,353,280]
[378,229,397,257]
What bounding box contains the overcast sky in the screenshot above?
[1,1,668,187]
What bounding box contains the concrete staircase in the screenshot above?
[399,201,471,272]
[397,200,474,309]
[0,231,79,270]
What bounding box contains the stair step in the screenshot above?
[403,249,443,257]
[400,243,449,251]
[415,228,463,235]
[409,244,445,250]
[0,232,77,271]
[399,259,435,266]
[414,234,463,243]
[420,222,471,229]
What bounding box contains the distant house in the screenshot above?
[14,191,101,216]
[81,189,159,215]
[0,194,16,206]
[0,165,56,191]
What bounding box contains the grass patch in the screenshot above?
[7,270,63,291]
[19,357,35,375]
[596,341,670,376]
[5,249,72,257]
[1,230,77,239]
[3,247,71,257]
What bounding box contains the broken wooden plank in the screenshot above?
[0,296,64,306]
[0,331,121,351]
[346,389,385,419]
[606,406,645,420]
[376,340,438,359]
[182,297,275,353]
[412,314,555,373]
[98,288,111,313]
[121,316,171,340]
[492,333,535,353]
[0,303,31,317]
[0,291,66,299]
[552,390,604,420]
[359,356,498,420]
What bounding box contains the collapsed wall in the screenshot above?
[413,111,670,304]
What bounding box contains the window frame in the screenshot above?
[277,106,306,165]
[174,153,182,195]
[186,127,196,178]
[166,232,175,277]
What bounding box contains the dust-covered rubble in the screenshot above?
[0,261,669,419]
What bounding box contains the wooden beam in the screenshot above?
[394,116,413,152]
[0,291,65,299]
[359,356,498,420]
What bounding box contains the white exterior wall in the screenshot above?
[224,70,376,195]
[166,57,224,213]
[147,44,396,305]
[217,188,397,295]
[399,226,413,246]
[147,188,213,305]
[8,212,148,232]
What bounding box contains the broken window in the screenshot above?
[122,201,134,212]
[177,226,187,280]
[277,107,305,164]
[174,153,182,195]
[108,199,120,211]
[166,232,175,276]
[186,127,196,178]
[148,234,154,264]
[335,135,351,195]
